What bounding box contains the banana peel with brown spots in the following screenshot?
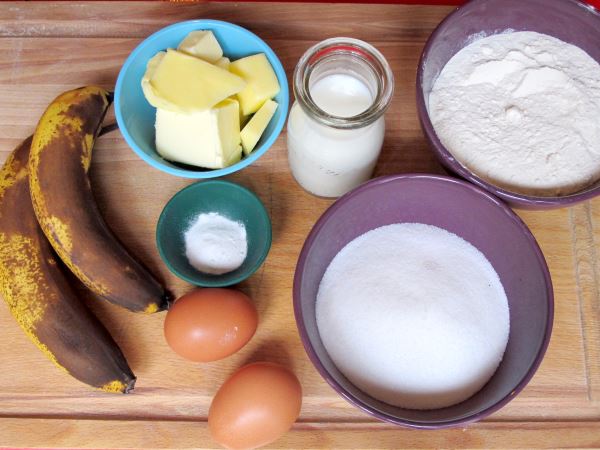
[28,86,171,313]
[0,137,136,393]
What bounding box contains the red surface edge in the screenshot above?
[231,0,600,10]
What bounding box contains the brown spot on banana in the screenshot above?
[29,86,172,313]
[0,137,135,393]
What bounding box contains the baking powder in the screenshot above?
[184,212,247,275]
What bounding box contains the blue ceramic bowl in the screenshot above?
[156,180,272,287]
[115,20,289,178]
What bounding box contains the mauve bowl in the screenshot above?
[416,0,600,209]
[293,175,553,428]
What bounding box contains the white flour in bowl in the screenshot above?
[316,223,509,410]
[428,31,600,196]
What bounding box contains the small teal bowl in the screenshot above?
[156,180,272,287]
[115,20,289,178]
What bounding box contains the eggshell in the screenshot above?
[208,362,302,449]
[164,288,257,362]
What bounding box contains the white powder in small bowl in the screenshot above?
[316,223,509,410]
[184,212,247,275]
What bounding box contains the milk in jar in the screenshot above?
[287,38,394,197]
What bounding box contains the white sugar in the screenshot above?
[316,223,509,410]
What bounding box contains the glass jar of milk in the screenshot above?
[287,38,394,197]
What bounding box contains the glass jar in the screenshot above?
[287,37,394,198]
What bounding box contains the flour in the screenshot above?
[316,223,509,410]
[184,212,247,275]
[428,31,600,196]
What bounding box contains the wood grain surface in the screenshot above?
[1,2,599,448]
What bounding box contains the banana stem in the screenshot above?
[99,123,119,137]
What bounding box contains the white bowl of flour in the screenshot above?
[294,175,553,428]
[417,0,600,208]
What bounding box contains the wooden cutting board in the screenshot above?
[0,2,599,448]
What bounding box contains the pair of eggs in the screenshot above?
[164,289,302,449]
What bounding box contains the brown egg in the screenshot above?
[208,362,302,450]
[164,288,257,362]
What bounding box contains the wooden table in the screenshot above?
[1,2,600,448]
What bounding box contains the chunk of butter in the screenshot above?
[155,98,242,169]
[177,30,223,63]
[240,99,278,155]
[141,51,175,110]
[148,49,245,113]
[214,57,231,70]
[229,53,280,116]
[226,145,243,167]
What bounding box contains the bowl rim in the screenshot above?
[293,173,554,429]
[114,19,289,179]
[415,0,600,208]
[155,179,272,287]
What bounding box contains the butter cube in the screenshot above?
[155,98,242,169]
[240,99,278,155]
[141,51,173,110]
[149,49,245,112]
[229,53,280,116]
[226,145,243,166]
[177,30,223,63]
[240,111,250,128]
[214,57,231,70]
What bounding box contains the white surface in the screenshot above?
[428,31,600,196]
[311,73,373,117]
[287,74,385,198]
[316,223,510,410]
[184,212,247,275]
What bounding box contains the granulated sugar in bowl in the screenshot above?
[294,174,553,428]
[316,223,510,410]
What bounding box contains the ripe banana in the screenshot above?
[29,86,171,313]
[0,137,135,393]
